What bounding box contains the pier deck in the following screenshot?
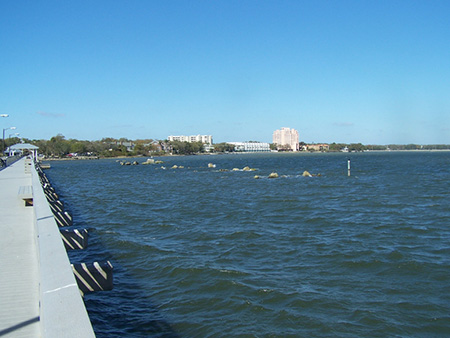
[0,158,40,337]
[0,158,96,337]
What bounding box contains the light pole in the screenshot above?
[1,115,9,158]
[2,126,16,155]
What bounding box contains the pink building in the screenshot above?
[272,127,299,151]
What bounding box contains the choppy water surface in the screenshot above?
[45,152,450,337]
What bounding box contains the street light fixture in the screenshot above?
[2,126,16,155]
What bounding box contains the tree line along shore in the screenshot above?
[3,134,450,159]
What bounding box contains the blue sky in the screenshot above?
[1,0,449,144]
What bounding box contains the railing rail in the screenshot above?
[0,155,22,170]
[31,162,96,337]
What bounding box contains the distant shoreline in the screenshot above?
[39,148,450,161]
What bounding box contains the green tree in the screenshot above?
[69,140,87,154]
[329,143,348,152]
[214,142,235,152]
[277,144,292,151]
[4,136,21,149]
[405,144,420,150]
[170,141,204,154]
[299,142,307,151]
[348,143,365,152]
[48,134,70,157]
[132,140,156,156]
[366,144,387,151]
[32,139,49,156]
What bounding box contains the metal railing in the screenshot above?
[31,162,96,337]
[0,155,22,170]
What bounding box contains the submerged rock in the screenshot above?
[268,172,279,178]
[142,158,155,165]
[243,166,257,171]
[302,171,312,177]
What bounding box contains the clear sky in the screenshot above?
[1,0,449,144]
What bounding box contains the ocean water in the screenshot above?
[44,152,450,337]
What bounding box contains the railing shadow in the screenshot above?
[68,245,181,338]
[0,316,39,337]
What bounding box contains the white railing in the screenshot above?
[31,164,96,338]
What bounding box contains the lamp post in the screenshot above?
[1,114,9,157]
[2,126,16,155]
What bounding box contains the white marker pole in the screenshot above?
[347,159,351,176]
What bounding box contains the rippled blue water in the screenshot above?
[45,152,450,337]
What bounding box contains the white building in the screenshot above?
[168,135,213,145]
[228,142,271,152]
[272,127,299,151]
[7,143,39,160]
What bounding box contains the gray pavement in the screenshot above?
[0,158,40,337]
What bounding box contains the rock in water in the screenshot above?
[142,158,155,165]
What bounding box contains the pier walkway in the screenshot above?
[0,158,95,337]
[0,158,39,337]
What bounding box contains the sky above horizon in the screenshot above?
[1,1,449,144]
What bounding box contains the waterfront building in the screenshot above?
[228,142,271,152]
[203,144,214,152]
[272,127,299,151]
[121,141,135,152]
[306,143,330,152]
[6,143,39,159]
[168,135,213,145]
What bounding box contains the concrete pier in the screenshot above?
[0,158,95,337]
